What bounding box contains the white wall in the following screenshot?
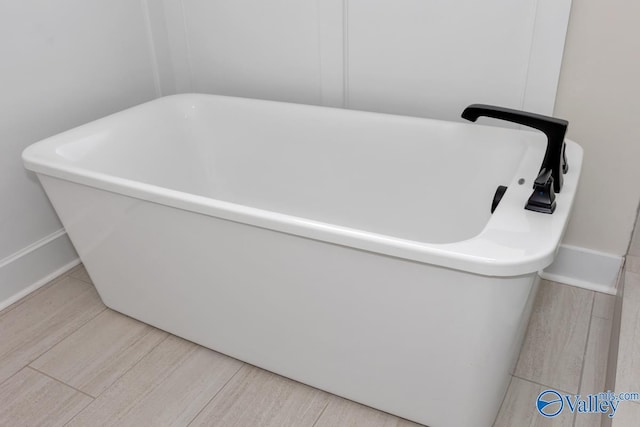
[0,0,160,305]
[154,0,325,104]
[555,0,640,255]
[157,0,570,118]
[347,0,550,120]
[186,1,324,104]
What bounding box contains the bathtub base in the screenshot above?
[41,175,538,427]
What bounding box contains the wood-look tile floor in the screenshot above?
[612,269,640,427]
[0,266,614,426]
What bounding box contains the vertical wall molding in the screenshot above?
[317,0,345,107]
[141,0,163,97]
[342,0,350,108]
[519,0,541,111]
[522,0,573,115]
[178,0,194,92]
[156,0,192,94]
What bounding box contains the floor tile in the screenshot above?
[574,411,606,427]
[190,365,330,427]
[0,367,92,426]
[580,316,613,395]
[0,265,623,426]
[67,335,242,426]
[31,309,167,397]
[494,377,574,426]
[593,292,616,320]
[611,401,640,427]
[515,281,594,393]
[0,277,105,385]
[314,396,422,427]
[69,265,92,284]
[614,271,640,393]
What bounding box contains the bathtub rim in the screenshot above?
[22,94,584,277]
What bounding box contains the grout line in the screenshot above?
[511,375,574,395]
[0,365,29,390]
[1,367,97,427]
[185,363,247,426]
[123,337,215,410]
[0,298,108,394]
[0,292,107,391]
[89,333,172,401]
[27,366,94,400]
[72,276,93,286]
[27,305,109,367]
[97,332,170,399]
[63,397,94,427]
[311,398,332,427]
[68,268,94,286]
[597,315,615,393]
[59,323,171,400]
[63,387,96,427]
[571,292,595,427]
[576,293,597,393]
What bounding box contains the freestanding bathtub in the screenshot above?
[23,94,582,426]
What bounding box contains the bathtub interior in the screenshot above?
[51,95,544,244]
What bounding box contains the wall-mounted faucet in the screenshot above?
[461,104,569,214]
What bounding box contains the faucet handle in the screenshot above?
[533,168,553,187]
[525,168,556,214]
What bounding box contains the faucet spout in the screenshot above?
[461,104,568,193]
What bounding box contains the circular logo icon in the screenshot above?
[537,390,564,417]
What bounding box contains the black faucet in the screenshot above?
[461,104,569,214]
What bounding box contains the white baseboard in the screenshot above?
[540,245,623,295]
[0,229,79,311]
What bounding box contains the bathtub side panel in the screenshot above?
[39,175,536,427]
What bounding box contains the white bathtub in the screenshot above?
[23,94,582,426]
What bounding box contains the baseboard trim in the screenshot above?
[0,230,79,311]
[540,245,623,295]
[0,237,624,307]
